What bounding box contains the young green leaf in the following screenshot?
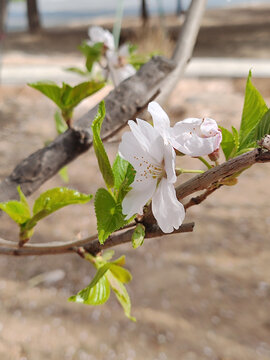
[94,188,128,244]
[106,271,135,321]
[110,264,132,284]
[65,67,88,76]
[239,70,268,150]
[28,81,62,108]
[0,186,31,225]
[54,111,68,134]
[241,108,270,149]
[69,275,110,305]
[33,187,92,218]
[79,42,103,73]
[132,223,145,249]
[112,254,126,266]
[58,166,69,183]
[101,250,115,262]
[220,126,235,160]
[92,101,114,188]
[61,81,104,109]
[112,154,135,201]
[88,263,112,288]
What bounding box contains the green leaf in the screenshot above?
[112,255,126,266]
[33,187,92,218]
[28,81,62,108]
[110,264,132,284]
[94,188,128,244]
[61,81,104,109]
[92,101,115,188]
[69,275,110,305]
[132,224,145,249]
[79,42,103,73]
[102,250,115,262]
[241,108,270,148]
[88,263,112,288]
[65,67,88,76]
[220,126,235,160]
[239,70,268,149]
[106,271,135,321]
[58,166,69,183]
[112,154,135,201]
[54,111,68,134]
[0,186,31,225]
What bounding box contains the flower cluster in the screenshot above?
[88,26,136,86]
[119,102,222,233]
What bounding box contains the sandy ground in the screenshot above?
[0,5,270,360]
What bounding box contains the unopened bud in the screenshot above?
[258,135,270,151]
[208,148,220,162]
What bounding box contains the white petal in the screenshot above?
[163,143,176,183]
[119,132,157,170]
[152,178,185,233]
[122,177,156,218]
[118,44,130,57]
[128,120,164,164]
[111,65,136,86]
[171,120,221,156]
[148,101,171,140]
[88,26,114,50]
[200,117,219,137]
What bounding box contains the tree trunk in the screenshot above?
[141,0,149,25]
[0,0,8,36]
[26,0,41,32]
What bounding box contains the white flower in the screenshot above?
[119,119,185,233]
[148,102,222,157]
[88,27,136,86]
[88,26,115,51]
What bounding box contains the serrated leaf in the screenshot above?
[69,275,110,305]
[242,108,270,148]
[28,81,62,108]
[239,70,268,150]
[132,224,145,249]
[0,186,31,225]
[106,271,135,321]
[110,264,132,283]
[94,188,128,244]
[112,154,135,201]
[92,101,114,188]
[33,187,92,217]
[54,110,68,134]
[220,126,235,160]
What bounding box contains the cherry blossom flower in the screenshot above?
[88,26,115,51]
[148,102,222,157]
[88,27,136,86]
[119,119,185,233]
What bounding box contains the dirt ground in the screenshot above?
[0,4,270,360]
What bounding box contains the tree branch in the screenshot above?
[144,149,270,225]
[0,57,175,203]
[0,222,194,256]
[184,186,220,210]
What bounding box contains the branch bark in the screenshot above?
[143,149,270,225]
[0,57,175,202]
[0,222,194,256]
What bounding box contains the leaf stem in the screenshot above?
[198,156,212,169]
[175,168,205,176]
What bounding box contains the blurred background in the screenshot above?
[0,0,270,359]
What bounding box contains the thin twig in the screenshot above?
[0,222,194,256]
[184,186,220,210]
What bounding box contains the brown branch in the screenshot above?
[0,57,175,203]
[184,186,220,210]
[0,222,194,256]
[144,149,270,225]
